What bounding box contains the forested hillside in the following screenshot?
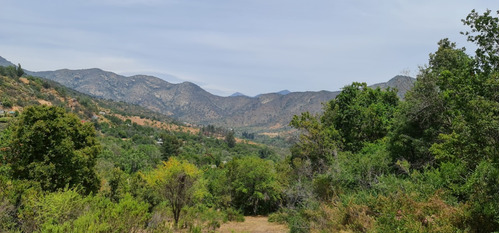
[0,9,497,233]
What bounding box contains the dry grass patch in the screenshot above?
[218,216,288,233]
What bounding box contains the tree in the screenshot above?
[159,133,182,161]
[1,98,13,108]
[461,9,499,75]
[16,64,24,78]
[225,130,236,148]
[5,105,100,194]
[432,10,498,231]
[0,66,17,78]
[290,111,339,173]
[388,39,474,168]
[322,82,399,153]
[290,83,398,173]
[143,157,204,226]
[389,10,498,231]
[226,157,281,215]
[204,166,232,209]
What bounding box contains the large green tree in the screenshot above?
[225,130,236,148]
[389,9,498,231]
[226,156,281,215]
[290,83,398,172]
[16,64,24,78]
[5,105,100,194]
[388,39,472,168]
[159,133,182,161]
[143,157,204,225]
[290,111,339,173]
[433,10,498,231]
[322,82,399,153]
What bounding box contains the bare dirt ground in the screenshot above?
[218,216,288,233]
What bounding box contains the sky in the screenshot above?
[0,0,497,96]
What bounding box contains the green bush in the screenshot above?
[17,190,151,233]
[5,105,100,194]
[1,98,12,108]
[182,204,226,232]
[224,207,244,222]
[226,156,282,215]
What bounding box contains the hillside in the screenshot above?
[6,57,415,132]
[0,67,282,147]
[371,75,416,98]
[0,56,15,67]
[0,67,184,131]
[0,67,289,232]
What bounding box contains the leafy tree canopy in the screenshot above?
[143,157,205,225]
[159,133,182,161]
[290,82,398,172]
[322,82,399,152]
[388,9,498,231]
[5,105,100,194]
[226,156,281,215]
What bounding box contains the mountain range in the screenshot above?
[1,56,415,132]
[231,90,291,97]
[0,56,15,67]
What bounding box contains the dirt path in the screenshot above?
[218,216,288,233]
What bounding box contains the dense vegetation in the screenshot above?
[0,9,497,233]
[0,60,284,231]
[0,104,283,232]
[269,9,498,232]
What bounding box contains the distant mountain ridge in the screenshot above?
[371,75,415,99]
[2,56,415,132]
[277,90,291,95]
[232,90,292,98]
[230,92,247,97]
[0,56,15,67]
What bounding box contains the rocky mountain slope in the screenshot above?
[0,56,15,67]
[2,56,415,132]
[371,75,415,99]
[0,68,175,130]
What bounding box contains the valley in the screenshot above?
[0,9,497,231]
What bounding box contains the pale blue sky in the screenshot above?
[0,0,497,96]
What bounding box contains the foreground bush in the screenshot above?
[17,189,150,233]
